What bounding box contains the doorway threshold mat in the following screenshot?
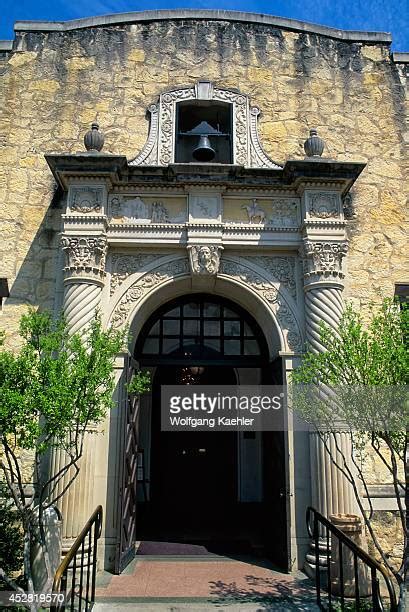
[136,540,252,556]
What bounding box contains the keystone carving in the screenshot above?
[188,245,223,275]
[61,235,107,279]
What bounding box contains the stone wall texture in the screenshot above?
[0,16,407,559]
[1,21,408,341]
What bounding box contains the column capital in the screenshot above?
[61,233,108,284]
[300,239,348,289]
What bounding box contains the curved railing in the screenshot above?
[51,505,103,612]
[306,506,398,611]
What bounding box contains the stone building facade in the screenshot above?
[0,11,408,572]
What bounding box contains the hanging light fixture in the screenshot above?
[177,353,205,384]
[189,366,205,376]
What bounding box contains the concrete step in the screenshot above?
[94,598,321,611]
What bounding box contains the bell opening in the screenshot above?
[175,100,232,163]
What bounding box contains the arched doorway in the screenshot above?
[128,294,287,566]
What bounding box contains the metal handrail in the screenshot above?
[306,506,398,611]
[51,505,103,611]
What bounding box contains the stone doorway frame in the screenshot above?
[98,272,304,571]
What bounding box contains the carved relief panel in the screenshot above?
[68,185,106,214]
[189,193,222,223]
[305,191,341,219]
[108,195,187,224]
[223,197,300,228]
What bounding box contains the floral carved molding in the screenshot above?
[109,254,302,352]
[109,252,160,295]
[244,256,297,299]
[110,258,190,329]
[219,259,302,352]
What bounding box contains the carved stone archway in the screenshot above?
[45,77,366,573]
[106,254,303,355]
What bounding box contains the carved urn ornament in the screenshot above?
[84,122,105,152]
[304,128,325,157]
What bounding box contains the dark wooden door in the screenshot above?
[150,366,238,524]
[115,357,140,573]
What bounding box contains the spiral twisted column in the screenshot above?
[63,282,102,335]
[49,234,107,551]
[305,285,344,353]
[301,240,359,575]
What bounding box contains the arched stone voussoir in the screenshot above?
[106,254,303,356]
[218,257,304,354]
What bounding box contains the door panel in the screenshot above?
[261,358,289,570]
[115,358,140,574]
[150,366,238,524]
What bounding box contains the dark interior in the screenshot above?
[134,295,288,568]
[175,100,232,163]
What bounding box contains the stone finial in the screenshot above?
[304,128,324,157]
[84,122,104,152]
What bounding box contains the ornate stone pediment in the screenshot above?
[129,80,282,169]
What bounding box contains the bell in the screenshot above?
[192,135,215,162]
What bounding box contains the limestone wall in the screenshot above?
[1,15,407,470]
[0,15,407,568]
[0,20,407,342]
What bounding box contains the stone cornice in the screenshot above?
[107,222,300,233]
[0,41,13,51]
[45,153,128,191]
[13,10,392,44]
[45,156,365,193]
[302,220,346,230]
[283,159,366,197]
[131,160,365,192]
[392,52,409,63]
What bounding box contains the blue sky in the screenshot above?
[1,0,408,50]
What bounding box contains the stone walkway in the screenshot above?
[95,555,320,611]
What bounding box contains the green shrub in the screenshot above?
[0,484,24,586]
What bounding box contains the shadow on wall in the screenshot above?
[3,185,64,334]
